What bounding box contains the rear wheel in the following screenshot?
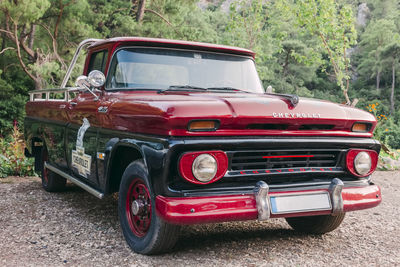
[40,148,66,192]
[118,160,180,255]
[285,213,345,234]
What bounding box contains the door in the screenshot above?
[65,48,109,188]
[66,92,101,187]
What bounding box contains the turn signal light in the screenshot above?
[352,123,371,132]
[188,120,218,131]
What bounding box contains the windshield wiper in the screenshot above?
[158,85,208,93]
[206,87,251,93]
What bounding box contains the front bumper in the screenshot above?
[155,180,381,225]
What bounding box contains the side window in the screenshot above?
[87,50,108,73]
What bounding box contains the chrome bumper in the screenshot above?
[254,178,344,221]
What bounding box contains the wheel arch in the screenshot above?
[105,141,147,194]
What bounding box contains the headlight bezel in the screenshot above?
[346,149,378,177]
[179,151,228,184]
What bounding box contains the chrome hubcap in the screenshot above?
[131,199,146,216]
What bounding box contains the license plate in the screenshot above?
[270,192,332,214]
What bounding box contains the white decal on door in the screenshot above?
[72,118,92,178]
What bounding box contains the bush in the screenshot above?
[0,74,27,136]
[0,124,36,178]
[365,102,400,149]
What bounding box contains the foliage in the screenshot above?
[0,124,36,178]
[278,0,357,104]
[0,0,400,150]
[0,72,27,136]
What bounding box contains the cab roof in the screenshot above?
[89,37,255,58]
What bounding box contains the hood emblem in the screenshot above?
[289,94,299,107]
[264,93,299,107]
[272,112,321,119]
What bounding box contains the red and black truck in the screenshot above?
[24,37,381,254]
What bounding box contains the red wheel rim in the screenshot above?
[125,178,152,237]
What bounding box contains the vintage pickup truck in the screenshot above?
[25,37,381,255]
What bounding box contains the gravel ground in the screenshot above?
[0,171,399,266]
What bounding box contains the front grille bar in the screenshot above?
[229,149,343,171]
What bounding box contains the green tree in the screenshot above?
[278,0,357,104]
[357,19,397,92]
[381,39,400,115]
[0,0,97,89]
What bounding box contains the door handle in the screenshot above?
[70,102,77,106]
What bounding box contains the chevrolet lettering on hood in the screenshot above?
[272,112,322,118]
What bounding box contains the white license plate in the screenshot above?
[270,192,332,214]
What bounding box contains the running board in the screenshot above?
[44,162,104,199]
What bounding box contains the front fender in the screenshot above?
[102,135,170,195]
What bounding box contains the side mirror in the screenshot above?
[74,70,105,101]
[75,75,90,88]
[88,70,106,88]
[75,70,106,88]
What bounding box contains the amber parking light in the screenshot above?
[188,120,218,131]
[352,122,371,132]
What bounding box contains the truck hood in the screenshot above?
[105,91,376,137]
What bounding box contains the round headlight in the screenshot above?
[354,152,371,175]
[192,154,218,182]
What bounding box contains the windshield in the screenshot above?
[106,48,264,93]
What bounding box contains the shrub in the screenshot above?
[0,74,27,136]
[366,102,400,149]
[0,123,36,178]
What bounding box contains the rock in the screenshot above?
[356,3,370,28]
[379,156,400,170]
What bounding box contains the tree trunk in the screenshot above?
[282,51,289,77]
[28,24,35,50]
[34,77,43,90]
[343,78,351,105]
[390,61,395,115]
[376,70,380,92]
[136,0,146,23]
[1,31,5,52]
[1,21,5,71]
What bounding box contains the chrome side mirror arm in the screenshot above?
[60,38,103,88]
[74,70,106,101]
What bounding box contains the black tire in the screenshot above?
[118,159,180,255]
[285,213,345,234]
[40,147,66,192]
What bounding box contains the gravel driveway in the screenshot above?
[0,171,399,266]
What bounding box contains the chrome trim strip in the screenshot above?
[254,181,270,221]
[44,162,104,199]
[328,178,344,215]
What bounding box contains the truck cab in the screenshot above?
[25,37,381,255]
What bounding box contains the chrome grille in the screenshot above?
[230,150,340,171]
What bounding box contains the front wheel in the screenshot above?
[285,213,345,234]
[118,160,180,255]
